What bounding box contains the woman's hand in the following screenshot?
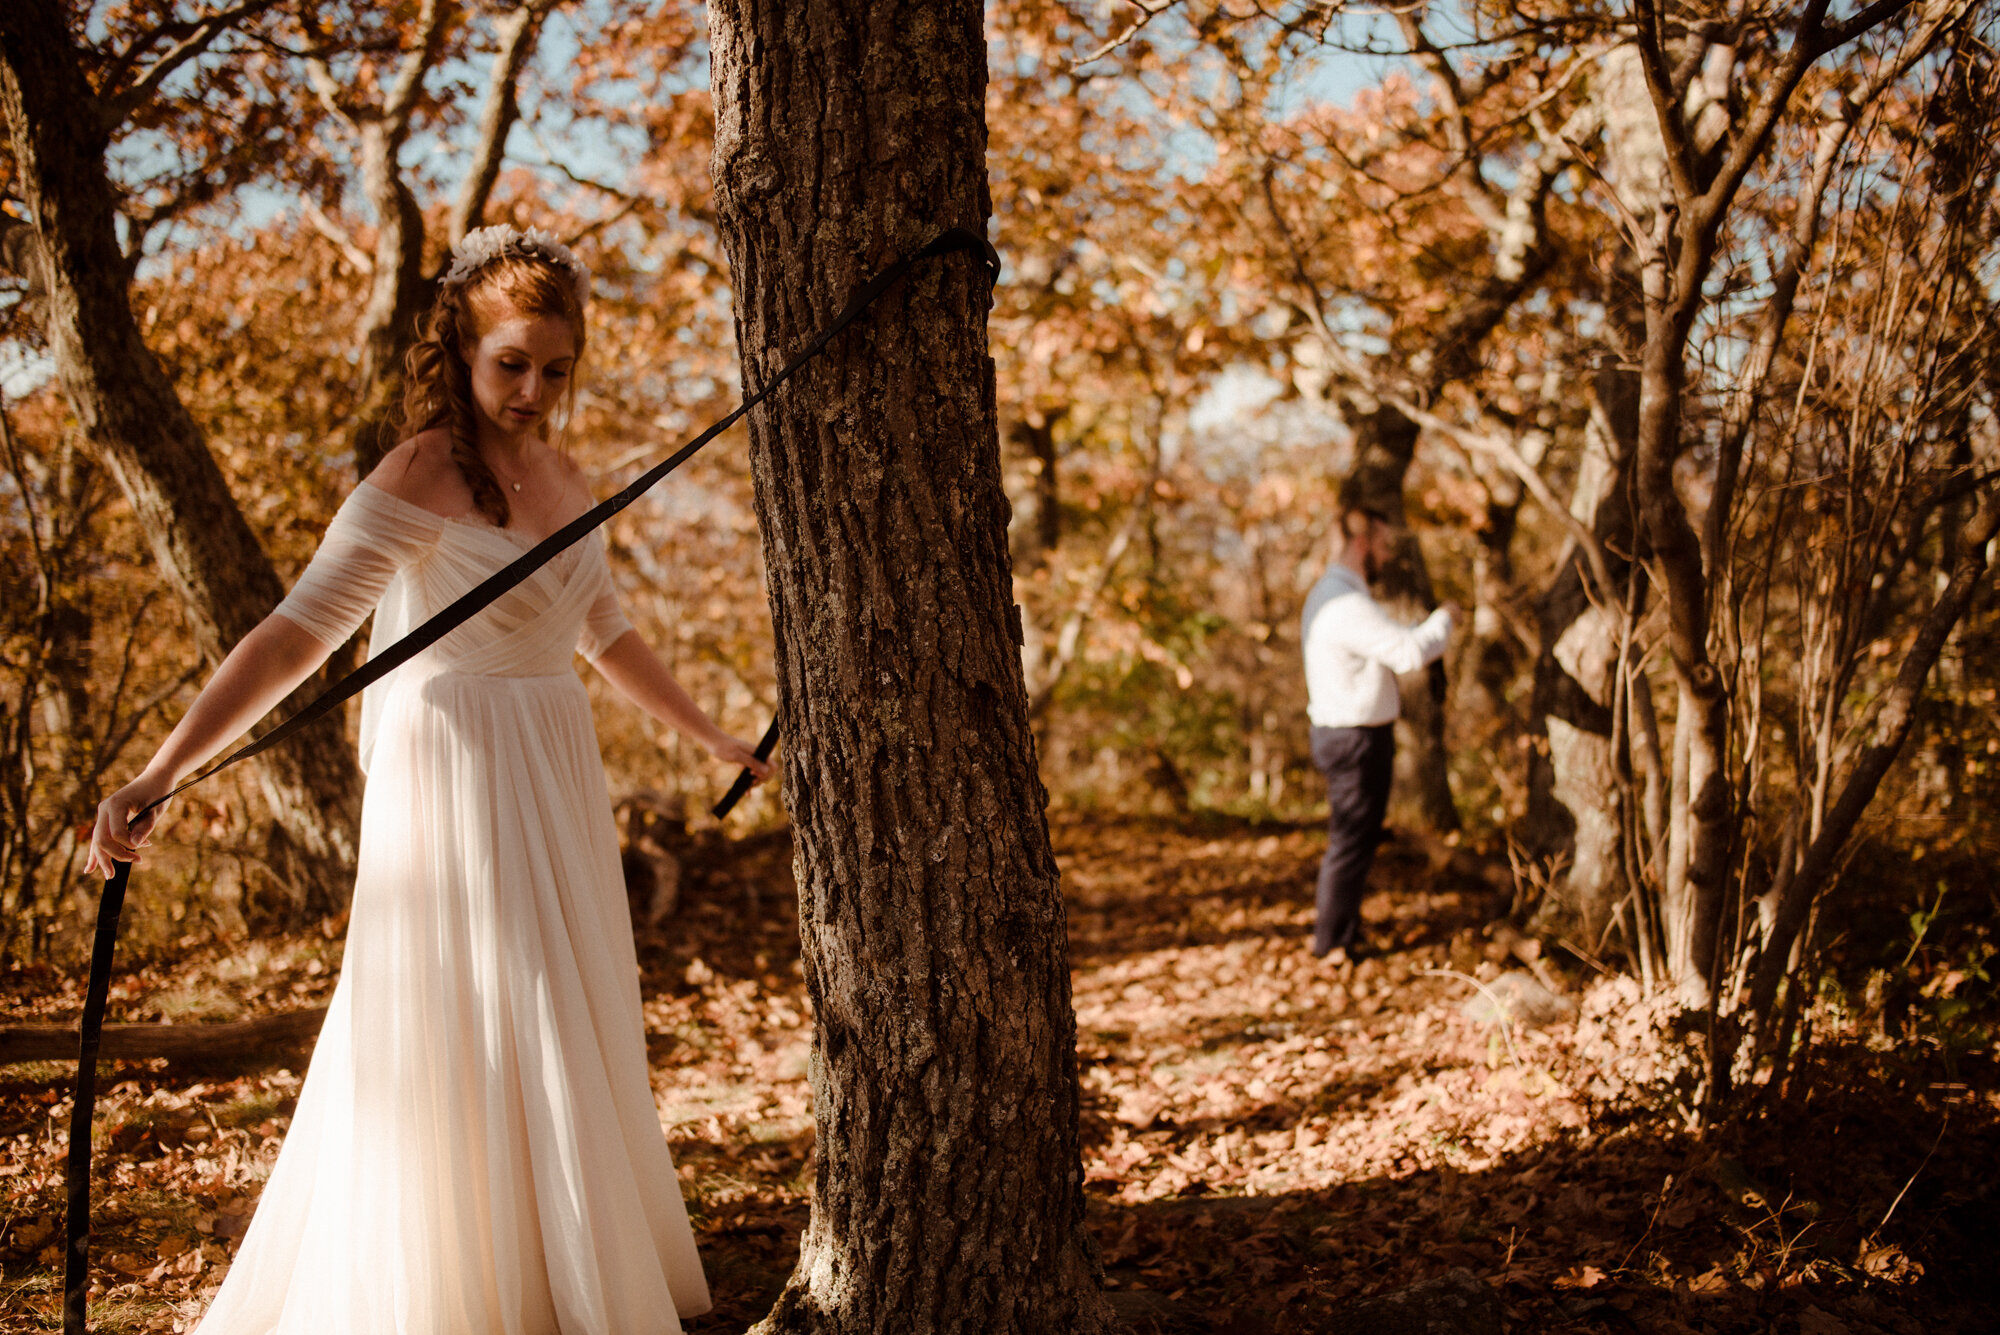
[706,731,775,785]
[591,633,778,787]
[85,769,175,880]
[79,615,333,883]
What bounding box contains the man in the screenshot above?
[1300,506,1455,961]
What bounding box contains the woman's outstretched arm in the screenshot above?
[589,631,775,784]
[85,615,334,878]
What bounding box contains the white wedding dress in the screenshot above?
[195,482,711,1334]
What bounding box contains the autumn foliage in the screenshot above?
[3,0,1999,1330]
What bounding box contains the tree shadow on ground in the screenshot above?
[672,816,2000,1335]
[1051,816,2000,1335]
[674,1068,2000,1335]
[1080,1101,2000,1335]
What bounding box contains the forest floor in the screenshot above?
[1,816,1995,1333]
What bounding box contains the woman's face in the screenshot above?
[465,309,577,444]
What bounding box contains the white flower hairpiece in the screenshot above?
[440,224,591,305]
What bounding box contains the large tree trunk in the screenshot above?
[0,0,362,913]
[1522,366,1641,947]
[1331,184,1563,835]
[707,5,1113,1333]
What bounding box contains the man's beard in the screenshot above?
[1362,550,1380,582]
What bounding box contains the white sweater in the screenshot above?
[1301,565,1453,728]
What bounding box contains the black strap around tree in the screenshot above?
[61,226,999,1334]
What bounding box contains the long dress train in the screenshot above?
[194,482,711,1334]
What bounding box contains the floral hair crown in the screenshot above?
[440,224,590,305]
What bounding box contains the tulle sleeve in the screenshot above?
[273,482,445,649]
[575,542,635,662]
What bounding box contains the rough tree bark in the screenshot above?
[1513,45,1673,954]
[707,3,1113,1332]
[0,0,362,912]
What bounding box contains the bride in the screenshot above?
[86,224,769,1333]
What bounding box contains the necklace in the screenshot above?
[488,454,528,494]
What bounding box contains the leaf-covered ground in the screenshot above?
[3,817,1995,1332]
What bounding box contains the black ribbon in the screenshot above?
[62,225,999,1333]
[711,716,782,819]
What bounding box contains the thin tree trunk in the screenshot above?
[0,0,362,913]
[344,122,431,480]
[1637,294,1730,1005]
[707,4,1112,1331]
[1457,471,1524,729]
[321,0,450,483]
[1012,415,1061,566]
[1624,0,1926,1007]
[318,0,549,480]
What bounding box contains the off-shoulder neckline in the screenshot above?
[354,480,582,548]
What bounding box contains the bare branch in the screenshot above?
[560,198,639,250]
[1702,0,1969,575]
[521,138,651,244]
[1395,7,1494,215]
[1629,0,1700,207]
[1561,128,1657,265]
[297,4,358,131]
[449,0,560,243]
[1747,484,2000,1025]
[1257,162,1336,348]
[1389,398,1617,603]
[1072,0,1179,68]
[99,18,173,95]
[537,153,640,202]
[381,0,452,132]
[1686,0,1910,278]
[106,0,281,122]
[302,200,375,274]
[0,398,46,584]
[1824,0,1934,45]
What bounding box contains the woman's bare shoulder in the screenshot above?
[365,431,474,518]
[553,450,599,521]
